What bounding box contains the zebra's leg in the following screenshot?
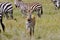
[37,10,41,17]
[0,18,5,32]
[9,10,13,19]
[57,6,60,9]
[32,26,34,35]
[30,27,32,36]
[5,12,9,19]
[37,7,43,17]
[21,10,27,17]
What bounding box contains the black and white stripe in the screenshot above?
[14,0,43,17]
[0,2,13,19]
[52,0,60,9]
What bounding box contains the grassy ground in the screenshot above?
[0,0,60,40]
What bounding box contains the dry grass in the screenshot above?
[0,0,60,40]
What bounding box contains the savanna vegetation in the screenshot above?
[0,0,60,40]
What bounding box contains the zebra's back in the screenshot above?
[0,2,13,13]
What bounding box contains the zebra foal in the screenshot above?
[26,14,35,36]
[14,0,43,17]
[0,2,13,19]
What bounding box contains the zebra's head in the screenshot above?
[14,0,20,8]
[26,14,31,20]
[26,14,35,23]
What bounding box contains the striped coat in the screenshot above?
[0,2,14,32]
[0,2,13,19]
[14,0,43,17]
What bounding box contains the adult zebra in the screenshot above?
[0,2,14,32]
[0,8,5,32]
[0,2,13,19]
[52,0,60,9]
[14,0,43,17]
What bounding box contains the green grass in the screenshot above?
[0,0,60,40]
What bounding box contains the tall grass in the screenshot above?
[0,0,60,40]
